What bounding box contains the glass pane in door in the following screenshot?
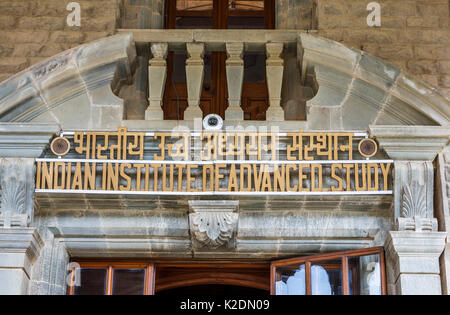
[311,260,343,295]
[275,265,306,295]
[348,254,382,295]
[112,269,146,295]
[73,268,107,295]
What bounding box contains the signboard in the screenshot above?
[35,128,392,195]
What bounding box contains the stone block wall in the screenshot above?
[0,0,449,100]
[313,0,450,100]
[0,0,121,82]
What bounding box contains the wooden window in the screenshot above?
[163,0,275,120]
[68,247,386,295]
[68,263,155,295]
[271,247,387,295]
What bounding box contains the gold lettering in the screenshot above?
[72,162,83,190]
[187,165,198,192]
[311,164,323,192]
[261,165,272,192]
[84,162,96,190]
[215,164,226,191]
[331,164,343,191]
[119,163,131,191]
[240,164,252,192]
[53,162,66,190]
[134,164,145,191]
[227,164,238,192]
[286,164,298,192]
[298,164,310,192]
[367,163,379,191]
[202,165,214,191]
[354,163,367,191]
[106,163,118,191]
[273,165,285,192]
[162,164,174,191]
[151,164,161,191]
[380,163,391,191]
[343,164,353,191]
[42,162,53,189]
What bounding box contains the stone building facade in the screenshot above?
[0,0,448,295]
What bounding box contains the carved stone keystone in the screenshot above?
[146,43,168,120]
[188,200,239,249]
[266,43,285,121]
[225,43,244,121]
[184,43,205,120]
[0,158,35,228]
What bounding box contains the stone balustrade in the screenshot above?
[120,29,305,122]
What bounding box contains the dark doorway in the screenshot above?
[157,284,270,295]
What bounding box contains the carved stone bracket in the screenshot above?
[188,200,239,249]
[146,43,168,120]
[184,43,205,120]
[0,158,35,228]
[394,161,437,232]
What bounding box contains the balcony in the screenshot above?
[118,29,315,130]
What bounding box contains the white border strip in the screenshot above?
[35,189,393,196]
[60,132,369,137]
[36,158,393,165]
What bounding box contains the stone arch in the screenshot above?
[0,32,448,131]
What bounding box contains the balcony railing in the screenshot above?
[118,29,308,122]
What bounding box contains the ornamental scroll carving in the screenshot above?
[397,181,437,232]
[188,201,239,249]
[0,158,35,228]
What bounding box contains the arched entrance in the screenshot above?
[154,262,270,295]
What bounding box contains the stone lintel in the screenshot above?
[369,125,450,161]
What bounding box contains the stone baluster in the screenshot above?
[145,43,168,121]
[184,43,205,120]
[225,43,244,121]
[265,43,285,121]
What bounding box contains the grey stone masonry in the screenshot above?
[0,228,43,295]
[385,231,447,295]
[0,158,36,228]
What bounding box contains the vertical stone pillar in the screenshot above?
[0,228,43,294]
[0,158,42,294]
[224,43,244,121]
[266,43,285,121]
[184,43,205,120]
[385,231,446,295]
[384,160,447,295]
[145,43,168,120]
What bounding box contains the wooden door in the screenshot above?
[163,0,274,120]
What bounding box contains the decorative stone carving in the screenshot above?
[0,158,35,228]
[146,43,168,120]
[188,200,239,249]
[397,181,437,232]
[184,43,205,120]
[266,43,285,121]
[393,161,435,232]
[225,42,244,121]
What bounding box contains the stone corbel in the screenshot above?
[0,158,35,228]
[394,161,437,232]
[188,200,239,249]
[145,43,168,120]
[184,43,205,120]
[225,42,244,121]
[265,43,285,121]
